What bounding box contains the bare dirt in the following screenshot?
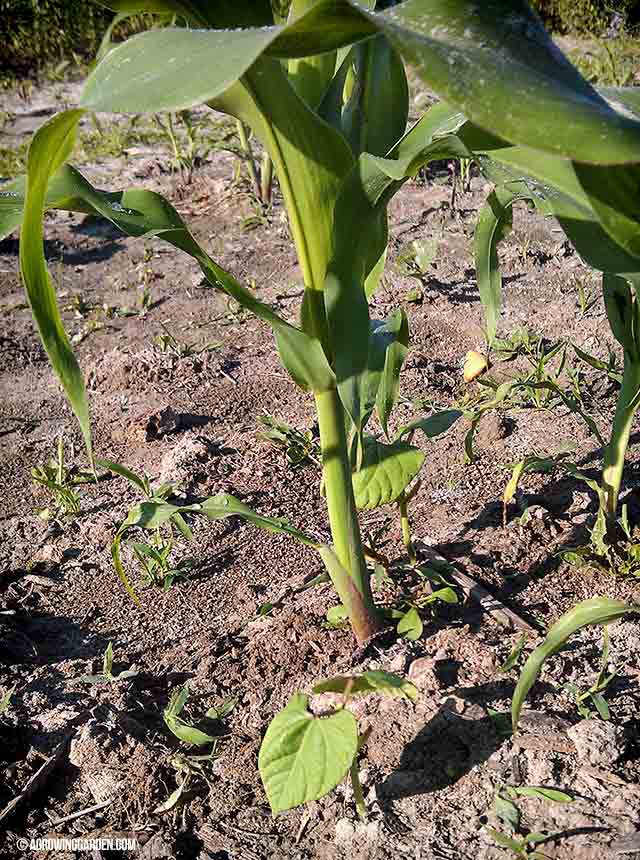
[1,76,639,860]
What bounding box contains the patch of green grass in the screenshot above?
[569,37,640,86]
[0,141,28,179]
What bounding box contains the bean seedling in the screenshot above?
[259,670,417,816]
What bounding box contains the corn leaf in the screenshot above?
[512,597,637,731]
[474,185,532,347]
[19,111,93,464]
[7,121,336,397]
[83,1,640,165]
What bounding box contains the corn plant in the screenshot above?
[78,641,139,684]
[31,436,94,522]
[561,627,617,720]
[472,83,640,538]
[3,0,640,643]
[512,597,638,730]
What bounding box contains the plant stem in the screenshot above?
[235,119,262,201]
[398,491,416,565]
[315,388,383,643]
[260,152,273,206]
[350,757,366,821]
[602,353,640,529]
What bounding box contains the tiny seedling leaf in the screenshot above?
[485,827,523,852]
[326,604,350,628]
[499,634,527,673]
[494,792,521,832]
[509,786,574,803]
[397,607,423,641]
[154,781,187,814]
[164,685,217,746]
[312,671,418,702]
[258,693,358,814]
[102,642,114,677]
[206,697,238,721]
[0,686,15,716]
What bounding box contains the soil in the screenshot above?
[1,71,640,860]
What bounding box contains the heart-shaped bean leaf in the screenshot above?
[352,439,424,510]
[259,693,358,814]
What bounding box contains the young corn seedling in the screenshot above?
[258,670,417,816]
[157,684,221,814]
[31,437,94,523]
[5,0,640,643]
[512,597,639,731]
[489,783,573,857]
[561,627,617,720]
[0,686,15,718]
[78,641,139,685]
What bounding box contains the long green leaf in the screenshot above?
[474,186,522,346]
[112,494,318,601]
[19,111,93,463]
[376,309,409,438]
[287,0,337,109]
[512,597,637,730]
[84,1,640,165]
[7,120,336,395]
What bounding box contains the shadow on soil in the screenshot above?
[1,233,128,265]
[429,433,640,628]
[375,685,512,828]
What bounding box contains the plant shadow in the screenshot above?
[375,686,511,825]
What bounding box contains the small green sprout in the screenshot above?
[79,642,139,685]
[258,413,320,468]
[0,685,16,717]
[163,684,217,747]
[31,437,94,523]
[561,628,617,720]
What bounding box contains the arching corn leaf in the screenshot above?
[8,113,335,396]
[112,495,318,602]
[474,185,535,347]
[19,110,93,464]
[512,597,637,731]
